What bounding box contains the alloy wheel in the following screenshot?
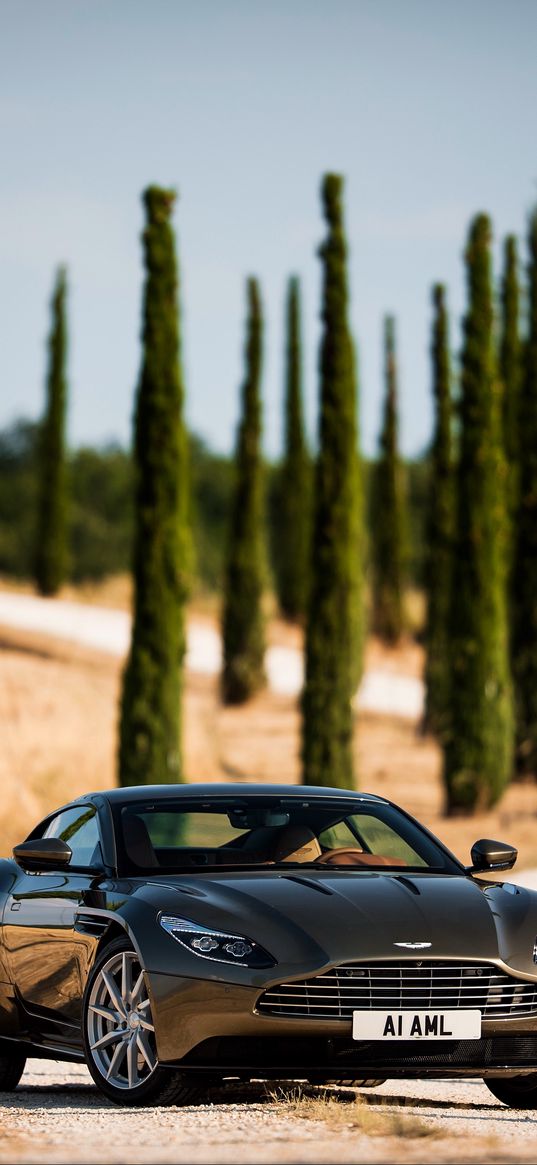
[86,950,157,1090]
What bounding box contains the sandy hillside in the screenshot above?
[1,593,537,867]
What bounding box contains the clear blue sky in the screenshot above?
[1,0,536,458]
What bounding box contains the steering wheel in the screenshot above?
[314,847,365,864]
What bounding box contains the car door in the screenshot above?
[3,804,105,1043]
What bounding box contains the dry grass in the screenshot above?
[269,1086,437,1139]
[1,581,537,871]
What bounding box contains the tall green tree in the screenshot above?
[348,334,366,688]
[35,268,69,595]
[302,173,364,790]
[500,236,521,478]
[512,211,537,773]
[118,187,191,787]
[444,214,513,812]
[423,286,454,739]
[221,278,266,704]
[272,276,311,621]
[499,235,521,567]
[370,316,406,643]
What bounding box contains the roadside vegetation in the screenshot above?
[118,187,191,788]
[302,174,364,789]
[2,175,537,812]
[268,1085,437,1139]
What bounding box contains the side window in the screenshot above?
[318,820,360,850]
[43,806,103,869]
[349,814,427,867]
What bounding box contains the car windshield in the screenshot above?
[117,797,461,875]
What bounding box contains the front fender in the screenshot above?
[482,880,537,976]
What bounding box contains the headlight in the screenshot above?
[159,915,275,968]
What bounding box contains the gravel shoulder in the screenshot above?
[2,1060,537,1165]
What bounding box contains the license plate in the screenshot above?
[352,1009,481,1041]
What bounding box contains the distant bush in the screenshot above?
[0,419,39,578]
[0,418,428,604]
[69,445,133,581]
[189,434,234,592]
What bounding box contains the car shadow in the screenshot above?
[3,1077,536,1123]
[198,1079,515,1113]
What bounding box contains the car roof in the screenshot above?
[79,783,387,806]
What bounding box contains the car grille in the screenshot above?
[257,961,537,1020]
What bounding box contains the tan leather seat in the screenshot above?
[271,825,322,863]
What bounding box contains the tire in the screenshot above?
[485,1075,537,1109]
[82,937,209,1107]
[0,1050,26,1091]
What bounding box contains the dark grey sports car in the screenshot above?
[1,783,536,1108]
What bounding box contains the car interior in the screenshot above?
[120,808,410,871]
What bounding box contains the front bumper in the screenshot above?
[147,971,537,1078]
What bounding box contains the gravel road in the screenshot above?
[1,1059,537,1165]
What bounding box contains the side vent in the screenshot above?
[74,913,109,939]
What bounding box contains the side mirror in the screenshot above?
[13,838,72,870]
[469,838,517,873]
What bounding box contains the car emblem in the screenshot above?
[393,942,432,950]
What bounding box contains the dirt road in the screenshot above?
[1,1059,536,1165]
[0,589,424,717]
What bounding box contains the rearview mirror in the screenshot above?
[13,838,72,870]
[228,808,290,829]
[469,838,517,873]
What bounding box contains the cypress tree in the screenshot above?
[370,316,406,644]
[221,278,266,704]
[273,276,311,621]
[35,267,69,596]
[302,173,363,790]
[348,333,366,690]
[500,237,521,469]
[512,211,537,772]
[499,236,521,549]
[423,286,454,739]
[118,187,191,787]
[444,214,513,812]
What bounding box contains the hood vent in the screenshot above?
[281,875,333,896]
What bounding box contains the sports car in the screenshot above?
[1,782,537,1108]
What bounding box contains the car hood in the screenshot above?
[139,870,537,981]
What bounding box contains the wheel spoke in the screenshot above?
[102,969,127,1018]
[127,1034,139,1088]
[88,1003,120,1023]
[106,1039,127,1081]
[130,970,145,1006]
[136,1030,155,1071]
[136,1015,153,1034]
[121,952,133,1008]
[91,1028,124,1052]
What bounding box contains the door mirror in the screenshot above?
[469,838,517,873]
[13,838,72,870]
